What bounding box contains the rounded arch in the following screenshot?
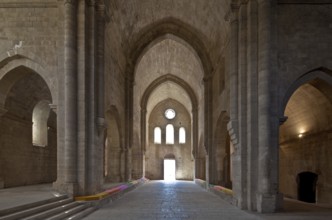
[280,67,332,117]
[0,57,56,108]
[126,17,213,79]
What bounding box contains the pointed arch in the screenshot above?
[280,67,332,117]
[0,57,56,110]
[140,74,198,155]
[126,17,213,80]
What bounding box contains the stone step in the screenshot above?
[0,195,68,217]
[63,206,97,220]
[21,201,80,220]
[46,203,93,220]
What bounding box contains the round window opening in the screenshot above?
[165,109,176,119]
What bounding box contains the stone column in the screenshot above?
[96,3,105,123]
[237,1,248,209]
[192,107,198,179]
[226,2,241,207]
[96,2,106,191]
[246,0,259,211]
[125,76,134,180]
[87,0,97,194]
[140,108,147,152]
[204,75,213,186]
[63,0,78,194]
[257,0,280,213]
[126,147,132,180]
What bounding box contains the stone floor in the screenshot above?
[84,180,332,220]
[0,183,60,211]
[1,181,331,220]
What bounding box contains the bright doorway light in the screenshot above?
[164,159,176,181]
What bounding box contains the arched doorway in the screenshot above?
[297,172,318,203]
[279,73,332,205]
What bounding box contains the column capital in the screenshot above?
[49,104,57,113]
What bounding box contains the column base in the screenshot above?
[257,192,283,213]
[53,181,79,196]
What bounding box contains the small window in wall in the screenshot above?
[179,127,186,144]
[32,100,50,147]
[166,124,174,144]
[154,127,162,144]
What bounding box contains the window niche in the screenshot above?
[32,100,50,147]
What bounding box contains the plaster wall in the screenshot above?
[279,132,332,204]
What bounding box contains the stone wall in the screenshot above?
[277,3,332,104]
[279,132,332,204]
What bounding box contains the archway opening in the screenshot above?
[297,172,318,203]
[0,68,56,188]
[279,78,332,206]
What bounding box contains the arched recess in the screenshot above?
[279,68,332,205]
[105,106,124,183]
[32,100,51,147]
[146,98,193,180]
[140,74,198,157]
[210,111,232,188]
[0,66,56,188]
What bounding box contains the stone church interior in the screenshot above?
[0,0,331,219]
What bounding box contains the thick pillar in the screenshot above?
[63,0,78,194]
[257,0,280,212]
